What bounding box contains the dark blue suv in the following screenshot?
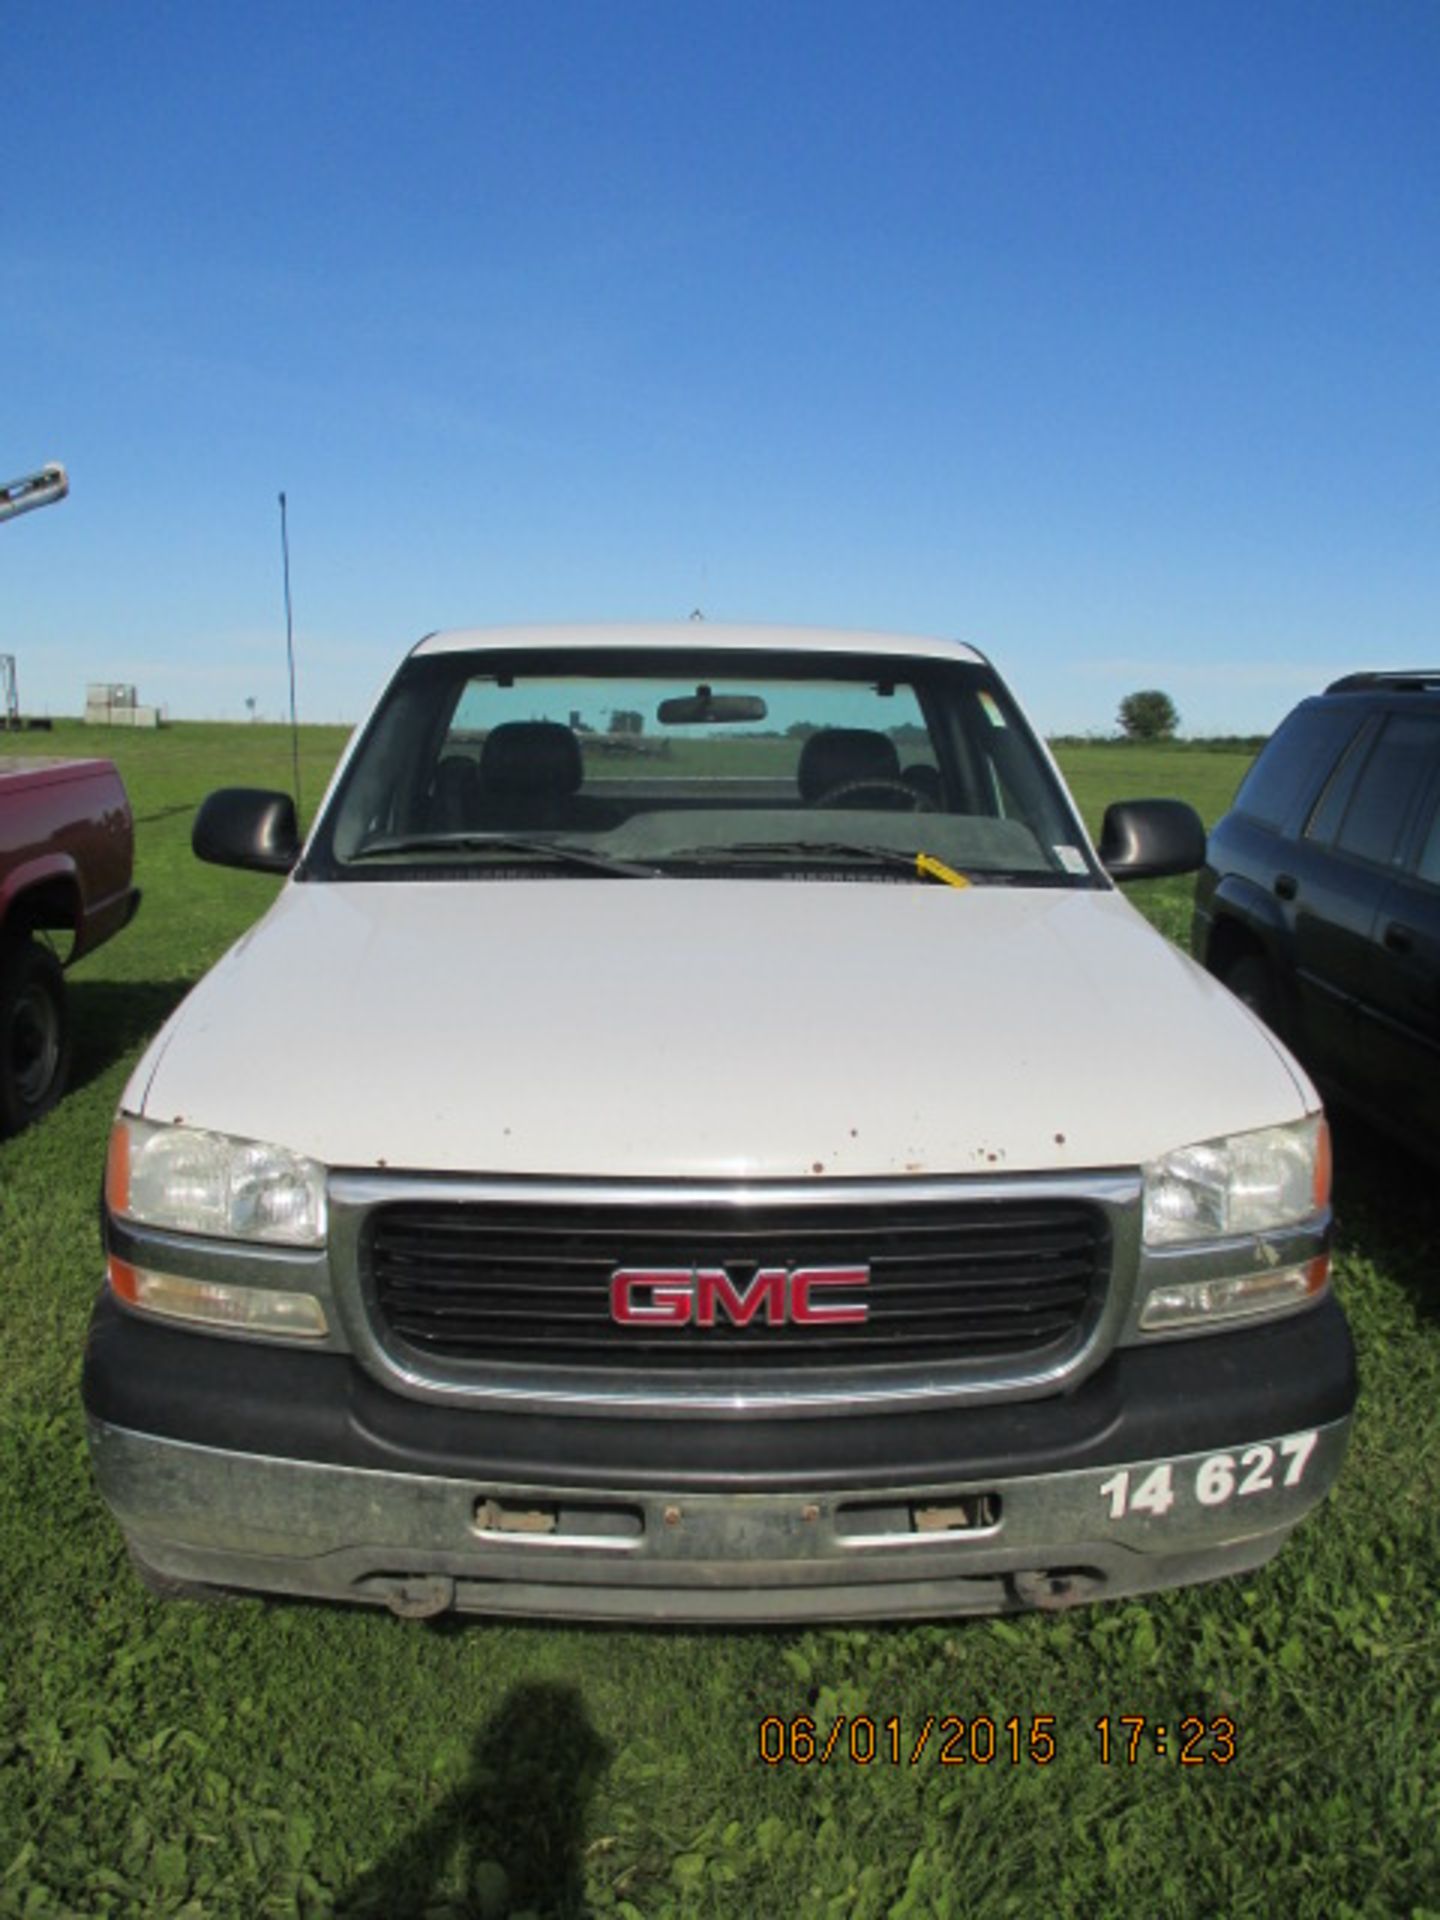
[1194,672,1440,1156]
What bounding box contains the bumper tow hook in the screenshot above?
[382,1575,456,1620]
[1010,1569,1102,1613]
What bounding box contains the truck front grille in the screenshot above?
[366,1196,1109,1372]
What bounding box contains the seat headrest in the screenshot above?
[796,728,901,802]
[480,721,583,796]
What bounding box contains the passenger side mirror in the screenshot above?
[1098,798,1206,881]
[193,788,301,874]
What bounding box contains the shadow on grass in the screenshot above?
[338,1680,611,1918]
[1330,1107,1440,1327]
[65,977,193,1096]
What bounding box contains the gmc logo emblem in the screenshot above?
[610,1265,870,1327]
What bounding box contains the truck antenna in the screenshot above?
[278,491,302,816]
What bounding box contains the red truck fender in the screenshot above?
[0,849,82,950]
[0,757,140,1131]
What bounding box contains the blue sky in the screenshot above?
[5,1,1439,733]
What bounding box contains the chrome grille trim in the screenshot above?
[326,1170,1143,1418]
[368,1196,1105,1366]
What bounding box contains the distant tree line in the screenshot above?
[592,693,1268,754]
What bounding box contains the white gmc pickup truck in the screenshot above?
[82,624,1355,1622]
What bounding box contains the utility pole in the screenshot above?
[2,462,69,728]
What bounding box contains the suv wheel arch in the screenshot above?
[1216,946,1284,1035]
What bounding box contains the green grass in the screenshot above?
[1,725,1436,1918]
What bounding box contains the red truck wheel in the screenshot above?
[0,937,73,1135]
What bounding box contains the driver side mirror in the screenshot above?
[193,788,301,874]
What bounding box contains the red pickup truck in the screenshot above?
[0,756,139,1133]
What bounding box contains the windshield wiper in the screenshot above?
[664,841,1099,886]
[664,841,975,887]
[352,833,662,878]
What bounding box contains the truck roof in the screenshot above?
[411,622,987,664]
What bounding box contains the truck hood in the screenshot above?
[131,878,1312,1179]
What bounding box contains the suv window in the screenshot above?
[1304,716,1378,844]
[1331,714,1440,866]
[1414,798,1440,888]
[1232,704,1361,829]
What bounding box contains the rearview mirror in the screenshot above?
[193,788,301,874]
[657,687,768,725]
[1098,798,1206,881]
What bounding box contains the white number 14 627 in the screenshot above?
[1099,1432,1319,1520]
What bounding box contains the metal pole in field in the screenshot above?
[2,464,69,729]
[0,462,68,524]
[278,491,302,815]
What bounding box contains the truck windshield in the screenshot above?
[306,647,1098,886]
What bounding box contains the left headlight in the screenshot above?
[1142,1114,1329,1248]
[106,1116,328,1246]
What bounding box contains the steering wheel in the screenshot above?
[809,778,938,813]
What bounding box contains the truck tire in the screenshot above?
[0,936,72,1135]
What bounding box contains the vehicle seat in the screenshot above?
[478,721,594,829]
[797,728,903,805]
[427,754,482,831]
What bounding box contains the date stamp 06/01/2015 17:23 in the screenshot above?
[756,1714,1239,1769]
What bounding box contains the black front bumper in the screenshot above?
[83,1290,1355,1492]
[81,1294,1357,1621]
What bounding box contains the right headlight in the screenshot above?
[104,1116,330,1340]
[106,1116,327,1246]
